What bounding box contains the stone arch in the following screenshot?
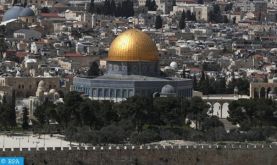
[254,88,259,98]
[222,102,229,118]
[267,87,272,98]
[212,102,222,118]
[260,87,266,98]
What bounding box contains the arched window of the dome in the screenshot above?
[110,89,115,97]
[98,89,103,97]
[128,90,134,97]
[116,89,121,98]
[92,88,97,97]
[104,89,109,98]
[123,89,127,98]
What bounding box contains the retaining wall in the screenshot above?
[0,144,276,165]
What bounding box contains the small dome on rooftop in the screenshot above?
[161,84,175,95]
[2,6,35,22]
[170,61,178,70]
[19,8,35,17]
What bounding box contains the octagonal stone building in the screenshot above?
[73,29,192,102]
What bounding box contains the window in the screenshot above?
[110,89,115,97]
[123,89,127,98]
[98,89,103,97]
[93,89,97,97]
[128,90,134,97]
[104,89,109,97]
[116,89,121,98]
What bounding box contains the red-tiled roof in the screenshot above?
[176,0,197,4]
[16,51,28,58]
[40,13,61,18]
[64,52,82,57]
[189,67,201,73]
[5,50,16,56]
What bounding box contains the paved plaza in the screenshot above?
[0,134,81,148]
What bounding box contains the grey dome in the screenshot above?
[161,84,175,94]
[3,6,35,22]
[19,8,35,17]
[3,6,23,21]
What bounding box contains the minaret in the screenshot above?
[92,14,95,28]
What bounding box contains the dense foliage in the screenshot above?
[209,4,223,23]
[194,71,249,95]
[228,99,277,130]
[145,0,157,11]
[0,95,16,130]
[155,15,163,29]
[33,92,226,144]
[89,0,134,17]
[31,92,277,144]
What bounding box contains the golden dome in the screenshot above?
[108,29,159,62]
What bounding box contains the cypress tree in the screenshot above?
[22,107,29,130]
[179,11,186,29]
[186,10,192,21]
[88,0,94,14]
[10,90,16,128]
[110,0,116,16]
[150,0,157,11]
[191,12,196,21]
[155,15,163,29]
[197,0,204,4]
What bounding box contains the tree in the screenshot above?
[155,15,163,29]
[153,97,187,127]
[9,90,16,127]
[228,99,277,130]
[223,15,229,23]
[87,61,100,77]
[224,3,233,11]
[191,12,196,21]
[188,96,209,130]
[110,0,116,16]
[192,75,198,90]
[23,0,27,7]
[116,96,152,132]
[179,11,186,29]
[22,107,29,130]
[186,10,192,20]
[146,0,157,11]
[0,38,7,59]
[88,0,94,13]
[198,71,210,95]
[12,0,17,6]
[41,7,50,13]
[172,0,176,6]
[209,4,223,23]
[99,125,125,144]
[197,0,204,4]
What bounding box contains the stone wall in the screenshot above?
[0,144,276,165]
